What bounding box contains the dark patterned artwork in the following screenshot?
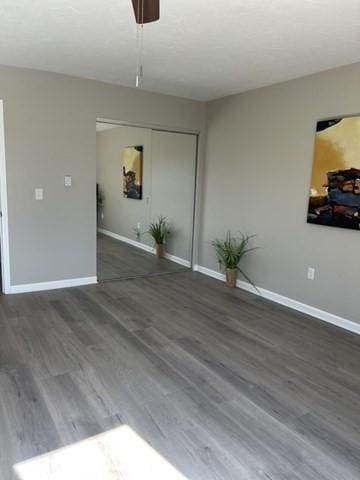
[123,146,143,200]
[307,116,360,230]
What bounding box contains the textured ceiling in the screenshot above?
[0,0,359,100]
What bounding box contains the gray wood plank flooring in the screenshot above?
[0,271,359,479]
[97,232,187,281]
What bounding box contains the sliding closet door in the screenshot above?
[151,130,197,263]
[97,125,152,246]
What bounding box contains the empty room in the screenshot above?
[0,1,359,479]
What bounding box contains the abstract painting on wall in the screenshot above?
[123,145,143,200]
[307,116,360,230]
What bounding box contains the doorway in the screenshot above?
[0,99,11,293]
[96,121,198,282]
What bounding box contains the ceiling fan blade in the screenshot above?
[132,0,160,24]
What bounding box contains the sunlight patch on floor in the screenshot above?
[14,425,188,480]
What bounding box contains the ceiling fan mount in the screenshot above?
[131,0,160,24]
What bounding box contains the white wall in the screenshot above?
[201,62,360,324]
[0,65,205,287]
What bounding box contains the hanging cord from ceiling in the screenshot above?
[135,0,144,88]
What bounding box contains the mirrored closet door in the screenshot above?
[96,122,197,281]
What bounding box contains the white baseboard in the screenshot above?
[163,252,191,268]
[98,228,191,268]
[9,276,98,294]
[98,228,154,253]
[193,265,224,281]
[193,264,360,336]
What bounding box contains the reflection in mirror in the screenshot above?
[123,146,143,200]
[96,122,197,281]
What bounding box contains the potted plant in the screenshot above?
[212,230,258,288]
[148,215,171,258]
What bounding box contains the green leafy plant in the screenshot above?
[212,230,258,288]
[148,216,171,245]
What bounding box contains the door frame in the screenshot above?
[96,117,200,136]
[0,100,11,293]
[96,117,200,269]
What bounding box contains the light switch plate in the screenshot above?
[35,188,43,200]
[64,175,72,187]
[307,267,315,280]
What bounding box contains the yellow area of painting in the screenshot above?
[310,117,360,196]
[123,147,142,184]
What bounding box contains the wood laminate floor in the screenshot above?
[97,233,188,281]
[0,271,359,479]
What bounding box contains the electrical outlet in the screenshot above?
[307,267,315,280]
[137,222,141,230]
[64,175,72,187]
